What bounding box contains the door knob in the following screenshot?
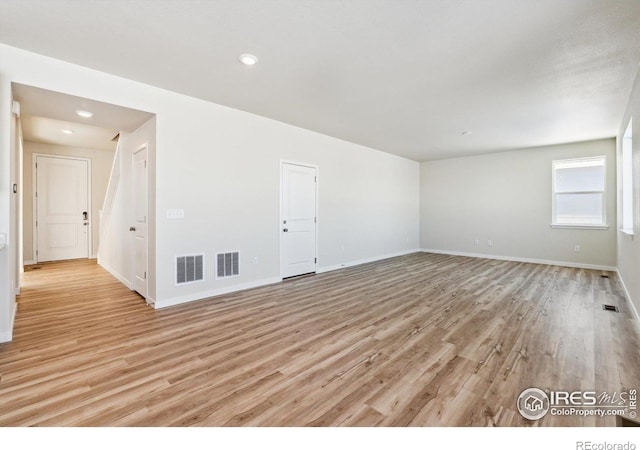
[129,226,136,231]
[82,211,88,220]
[283,228,288,232]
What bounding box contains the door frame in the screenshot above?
[32,153,92,263]
[279,160,319,279]
[131,143,149,301]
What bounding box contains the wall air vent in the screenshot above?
[217,252,240,279]
[176,254,204,285]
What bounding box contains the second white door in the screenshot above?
[35,155,89,262]
[281,162,317,278]
[132,146,148,297]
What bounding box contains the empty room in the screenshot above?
[0,0,639,446]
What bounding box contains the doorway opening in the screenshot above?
[12,83,156,305]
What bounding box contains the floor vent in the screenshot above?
[602,304,619,313]
[217,252,239,279]
[176,254,204,285]
[600,274,609,278]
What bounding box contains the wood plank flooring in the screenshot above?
[1,253,639,426]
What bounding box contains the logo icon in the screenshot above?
[517,387,550,420]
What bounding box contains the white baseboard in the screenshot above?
[11,300,17,329]
[155,249,420,309]
[616,268,640,326]
[90,254,97,260]
[0,331,11,343]
[0,301,17,343]
[98,261,133,290]
[421,248,616,272]
[23,260,35,266]
[154,277,282,309]
[317,249,421,274]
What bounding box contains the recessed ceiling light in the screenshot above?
[461,131,472,135]
[239,53,258,66]
[76,109,94,118]
[61,129,74,134]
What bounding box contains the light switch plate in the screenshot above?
[0,233,6,250]
[166,209,185,219]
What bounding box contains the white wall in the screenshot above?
[0,44,419,332]
[16,113,23,287]
[420,139,617,269]
[22,141,115,262]
[0,88,21,342]
[13,109,22,296]
[151,84,419,307]
[617,68,640,320]
[98,117,156,301]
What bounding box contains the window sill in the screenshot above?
[620,228,635,237]
[550,224,609,230]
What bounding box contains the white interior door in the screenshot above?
[35,155,89,262]
[281,162,317,278]
[132,146,148,297]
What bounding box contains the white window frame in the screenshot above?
[551,156,608,230]
[621,118,634,236]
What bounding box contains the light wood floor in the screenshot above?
[1,254,639,426]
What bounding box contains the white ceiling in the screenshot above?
[21,115,118,151]
[12,83,154,151]
[12,83,154,133]
[1,0,639,161]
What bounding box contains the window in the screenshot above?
[621,119,633,234]
[552,156,606,228]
